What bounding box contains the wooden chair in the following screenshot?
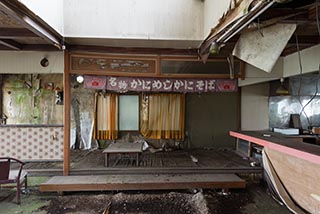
[0,157,28,204]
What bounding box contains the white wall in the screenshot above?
[19,0,64,35]
[283,44,320,77]
[0,51,64,74]
[63,0,204,41]
[239,58,283,86]
[239,45,320,131]
[203,0,230,37]
[241,83,270,130]
[239,44,320,86]
[19,0,237,42]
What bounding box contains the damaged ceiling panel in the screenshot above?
[199,0,275,61]
[199,0,320,62]
[232,23,296,73]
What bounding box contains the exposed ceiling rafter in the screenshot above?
[0,0,64,50]
[0,27,38,38]
[0,38,21,50]
[199,0,320,61]
[199,0,275,62]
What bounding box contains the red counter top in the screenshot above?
[230,130,320,165]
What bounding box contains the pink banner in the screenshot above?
[216,79,238,92]
[84,76,237,93]
[84,75,107,89]
[107,77,238,93]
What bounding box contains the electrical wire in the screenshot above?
[299,65,320,126]
[297,0,320,127]
[295,33,320,128]
[294,33,311,126]
[316,0,320,36]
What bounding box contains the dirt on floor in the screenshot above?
[42,192,208,214]
[0,182,291,214]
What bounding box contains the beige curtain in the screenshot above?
[93,93,118,140]
[140,93,185,139]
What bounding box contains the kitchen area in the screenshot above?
[234,68,320,213]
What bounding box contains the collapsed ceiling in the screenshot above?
[199,0,320,60]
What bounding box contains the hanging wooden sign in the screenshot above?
[71,55,156,74]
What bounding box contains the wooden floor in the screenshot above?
[70,148,255,169]
[40,173,246,192]
[38,149,252,192]
[24,148,262,176]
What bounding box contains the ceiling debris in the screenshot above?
[199,0,275,62]
[199,0,320,62]
[232,23,296,73]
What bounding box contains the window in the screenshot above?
[119,95,139,131]
[94,93,185,140]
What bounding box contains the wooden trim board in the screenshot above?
[40,173,245,192]
[26,166,262,177]
[63,51,71,176]
[265,147,320,214]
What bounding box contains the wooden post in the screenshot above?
[0,75,2,119]
[63,51,71,176]
[156,55,161,76]
[239,60,246,80]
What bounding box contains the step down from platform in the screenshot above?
[40,173,245,192]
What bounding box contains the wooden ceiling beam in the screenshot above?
[0,43,59,51]
[287,35,320,45]
[308,4,320,19]
[0,44,11,50]
[0,39,21,50]
[260,8,309,21]
[0,0,64,49]
[68,45,199,56]
[22,44,60,51]
[0,27,38,38]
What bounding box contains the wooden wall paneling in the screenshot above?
[69,52,241,79]
[266,147,320,214]
[68,45,198,56]
[160,55,228,62]
[160,55,244,79]
[156,55,161,76]
[159,73,232,79]
[70,53,158,76]
[63,51,71,176]
[0,75,2,122]
[239,60,246,80]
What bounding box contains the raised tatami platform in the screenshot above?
[24,149,262,177]
[40,173,245,192]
